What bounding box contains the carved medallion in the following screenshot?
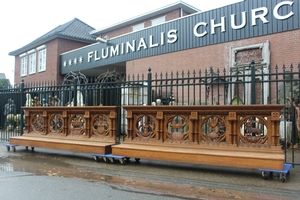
[239,116,267,145]
[92,114,109,136]
[166,115,189,141]
[31,114,44,133]
[49,114,63,133]
[135,115,157,138]
[200,116,226,143]
[70,114,86,136]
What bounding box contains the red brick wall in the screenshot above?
[101,9,181,39]
[126,29,300,77]
[14,38,91,84]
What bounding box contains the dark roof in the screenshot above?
[9,18,96,56]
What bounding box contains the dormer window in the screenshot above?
[151,16,166,26]
[132,23,145,32]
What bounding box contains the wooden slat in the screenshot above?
[10,136,114,154]
[112,143,284,170]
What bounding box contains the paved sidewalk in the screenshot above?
[0,170,184,200]
[1,143,300,199]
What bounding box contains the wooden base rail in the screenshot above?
[10,106,120,154]
[112,105,285,170]
[10,136,114,154]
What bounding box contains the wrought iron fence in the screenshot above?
[1,62,300,151]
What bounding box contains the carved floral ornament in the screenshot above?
[93,114,109,136]
[31,113,44,132]
[49,114,63,133]
[201,116,226,143]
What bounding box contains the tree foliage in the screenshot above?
[0,79,10,89]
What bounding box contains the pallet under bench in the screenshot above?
[9,136,115,154]
[112,143,285,170]
[91,153,126,164]
[4,143,18,152]
[259,163,292,182]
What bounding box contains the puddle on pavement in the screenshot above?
[0,158,232,200]
[2,148,298,200]
[0,161,15,172]
[0,151,281,200]
[0,151,119,182]
[0,151,75,173]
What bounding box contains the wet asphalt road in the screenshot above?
[1,142,300,199]
[0,171,183,200]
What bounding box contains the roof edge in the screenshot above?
[8,34,95,56]
[8,18,96,56]
[90,1,200,36]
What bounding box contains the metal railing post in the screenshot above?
[20,80,24,136]
[147,68,152,105]
[251,60,256,104]
[74,77,78,106]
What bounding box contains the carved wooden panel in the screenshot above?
[22,106,119,142]
[165,115,190,144]
[69,114,86,137]
[123,105,283,148]
[133,114,158,142]
[49,114,64,135]
[92,114,110,138]
[200,116,226,143]
[238,116,268,147]
[31,113,44,133]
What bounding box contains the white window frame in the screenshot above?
[151,16,166,26]
[38,47,46,72]
[28,50,36,74]
[229,41,270,105]
[20,53,27,76]
[132,23,144,32]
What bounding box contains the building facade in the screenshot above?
[9,18,97,84]
[9,1,300,85]
[9,2,199,84]
[60,0,299,81]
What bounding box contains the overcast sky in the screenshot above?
[0,0,242,84]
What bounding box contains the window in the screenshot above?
[151,16,165,26]
[20,55,27,76]
[229,41,270,105]
[38,48,46,72]
[29,52,36,74]
[132,23,144,32]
